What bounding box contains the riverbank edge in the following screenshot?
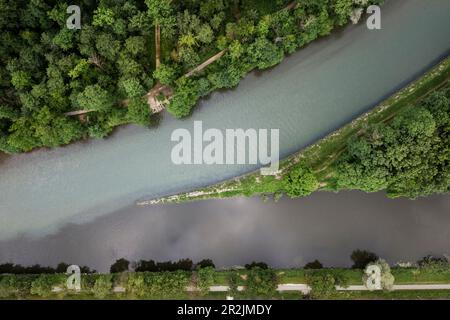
[137,54,450,206]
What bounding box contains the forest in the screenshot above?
[275,82,450,199]
[333,83,450,199]
[0,0,382,153]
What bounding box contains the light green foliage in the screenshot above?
[257,16,271,37]
[93,7,115,27]
[245,267,278,298]
[303,10,334,44]
[305,270,349,299]
[77,84,114,111]
[11,71,31,90]
[283,163,319,197]
[227,272,240,297]
[68,59,90,79]
[126,273,146,298]
[334,0,353,26]
[127,271,190,299]
[197,24,214,44]
[0,276,16,298]
[229,40,244,60]
[120,78,145,98]
[92,275,113,299]
[52,28,75,50]
[179,33,198,48]
[197,267,215,296]
[146,0,176,36]
[153,64,178,86]
[146,0,173,23]
[30,274,65,297]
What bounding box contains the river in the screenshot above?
[1,192,449,272]
[0,0,449,269]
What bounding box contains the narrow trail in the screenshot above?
[155,24,161,69]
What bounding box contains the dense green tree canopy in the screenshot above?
[335,85,450,199]
[283,163,319,197]
[0,0,383,152]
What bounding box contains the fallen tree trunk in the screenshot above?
[184,49,227,78]
[64,109,96,116]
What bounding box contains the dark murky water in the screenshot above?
[1,191,449,272]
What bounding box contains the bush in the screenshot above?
[127,97,151,126]
[304,260,323,269]
[245,267,278,298]
[196,267,215,296]
[126,273,146,298]
[282,163,319,198]
[417,255,448,267]
[417,255,450,273]
[245,261,269,270]
[30,274,65,297]
[305,270,348,299]
[167,78,199,118]
[0,276,15,298]
[92,275,113,299]
[153,271,190,299]
[110,258,130,274]
[134,259,193,272]
[227,272,240,297]
[351,250,379,269]
[9,275,37,298]
[247,37,284,70]
[81,274,97,292]
[153,64,178,86]
[134,260,158,272]
[305,272,336,299]
[196,259,215,270]
[55,263,69,274]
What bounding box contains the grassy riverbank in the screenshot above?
[1,264,450,300]
[138,54,450,205]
